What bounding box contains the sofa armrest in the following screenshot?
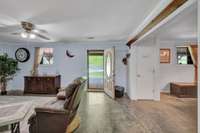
[28,113,37,133]
[33,107,70,133]
[35,107,69,114]
[28,113,36,124]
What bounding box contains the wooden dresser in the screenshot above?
[24,75,61,94]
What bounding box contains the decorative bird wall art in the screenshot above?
[66,50,75,58]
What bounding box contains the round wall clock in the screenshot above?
[15,48,30,62]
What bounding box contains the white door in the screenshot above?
[136,46,155,100]
[104,47,115,99]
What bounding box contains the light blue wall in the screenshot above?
[0,41,128,91]
[159,40,196,92]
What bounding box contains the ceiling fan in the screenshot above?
[11,21,50,40]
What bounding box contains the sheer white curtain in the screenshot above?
[32,47,41,75]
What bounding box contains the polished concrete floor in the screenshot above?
[0,92,197,133]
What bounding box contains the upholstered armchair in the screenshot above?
[28,79,86,133]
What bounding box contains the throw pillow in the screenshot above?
[56,91,66,100]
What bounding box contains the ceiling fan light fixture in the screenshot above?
[21,32,28,38]
[29,33,36,39]
[32,29,39,33]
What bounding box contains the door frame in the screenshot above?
[87,50,104,91]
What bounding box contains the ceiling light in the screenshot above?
[21,32,28,38]
[29,33,36,39]
[33,29,39,33]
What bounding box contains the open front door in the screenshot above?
[104,47,115,99]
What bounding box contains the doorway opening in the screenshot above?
[87,50,104,91]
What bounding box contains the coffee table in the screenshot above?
[0,102,32,133]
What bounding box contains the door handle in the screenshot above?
[137,74,141,78]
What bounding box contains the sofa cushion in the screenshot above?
[56,91,66,100]
[65,83,78,98]
[42,99,65,110]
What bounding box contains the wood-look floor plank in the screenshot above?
[0,92,196,133]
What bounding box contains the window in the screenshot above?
[106,53,112,77]
[177,47,193,65]
[39,48,53,65]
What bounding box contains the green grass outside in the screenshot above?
[89,72,103,78]
[89,55,103,66]
[89,55,104,78]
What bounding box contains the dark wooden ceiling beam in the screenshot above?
[126,0,188,48]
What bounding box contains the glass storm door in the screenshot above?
[88,50,104,90]
[104,47,115,99]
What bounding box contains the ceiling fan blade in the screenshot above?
[0,25,21,33]
[35,33,50,40]
[32,28,47,34]
[0,23,7,27]
[38,29,48,33]
[11,32,21,35]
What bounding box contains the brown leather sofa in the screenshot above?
[28,77,86,133]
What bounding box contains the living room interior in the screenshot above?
[0,0,199,133]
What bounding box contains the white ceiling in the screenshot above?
[0,0,161,43]
[155,3,197,41]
